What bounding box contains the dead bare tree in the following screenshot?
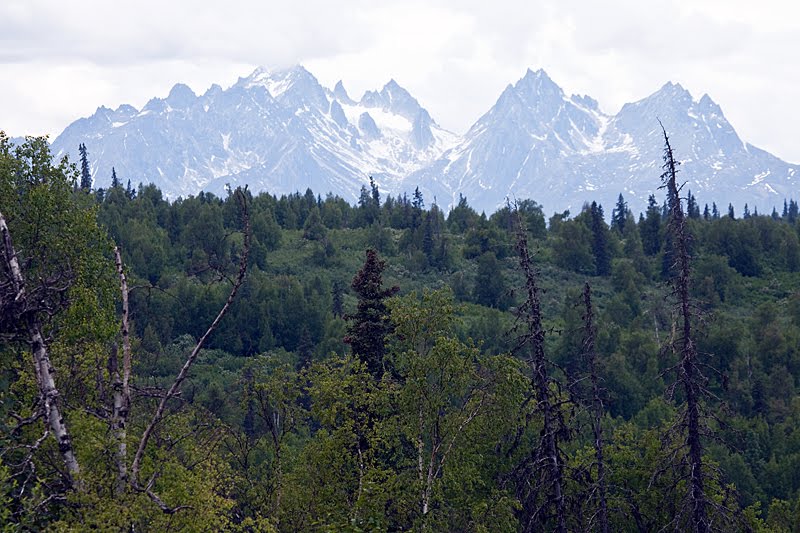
[127,186,251,513]
[580,282,609,533]
[508,203,569,533]
[656,124,746,532]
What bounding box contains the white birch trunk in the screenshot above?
[1,211,81,484]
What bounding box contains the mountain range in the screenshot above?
[50,65,797,215]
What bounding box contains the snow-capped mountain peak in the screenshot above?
[50,66,796,215]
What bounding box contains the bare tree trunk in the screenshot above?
[661,125,708,533]
[129,189,250,511]
[270,415,283,521]
[1,211,81,485]
[582,283,609,533]
[111,246,132,496]
[512,207,567,533]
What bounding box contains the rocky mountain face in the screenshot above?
[51,66,797,215]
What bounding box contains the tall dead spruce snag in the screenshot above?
[510,204,569,533]
[658,124,744,532]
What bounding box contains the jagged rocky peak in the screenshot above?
[333,80,355,104]
[650,81,694,108]
[696,93,724,117]
[203,83,224,98]
[114,104,138,117]
[487,68,569,122]
[515,68,564,102]
[571,94,599,111]
[238,65,326,104]
[361,78,427,121]
[166,83,197,108]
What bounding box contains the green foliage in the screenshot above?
[4,141,800,530]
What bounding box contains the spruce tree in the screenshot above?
[611,193,627,233]
[640,195,662,256]
[687,191,700,219]
[589,201,611,276]
[78,143,92,190]
[343,249,399,378]
[111,166,120,188]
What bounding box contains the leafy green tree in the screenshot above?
[473,251,510,310]
[302,206,326,241]
[1,134,117,505]
[388,289,525,531]
[552,216,595,274]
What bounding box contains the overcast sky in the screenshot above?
[2,0,798,163]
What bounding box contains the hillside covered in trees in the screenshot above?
[2,132,800,531]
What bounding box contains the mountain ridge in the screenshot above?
[50,65,797,215]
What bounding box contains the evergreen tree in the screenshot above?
[357,184,377,226]
[789,200,799,224]
[331,279,344,318]
[79,142,92,190]
[125,179,135,200]
[611,193,628,233]
[111,166,120,188]
[743,203,751,219]
[343,249,400,378]
[370,176,380,209]
[687,191,700,219]
[412,186,424,210]
[447,194,479,232]
[589,201,612,276]
[703,203,710,220]
[411,186,424,230]
[422,213,434,263]
[712,202,720,219]
[728,203,735,219]
[640,194,662,256]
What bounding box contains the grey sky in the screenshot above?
[2,0,798,163]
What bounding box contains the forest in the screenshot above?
[2,130,800,532]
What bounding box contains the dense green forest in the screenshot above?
[2,131,800,531]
